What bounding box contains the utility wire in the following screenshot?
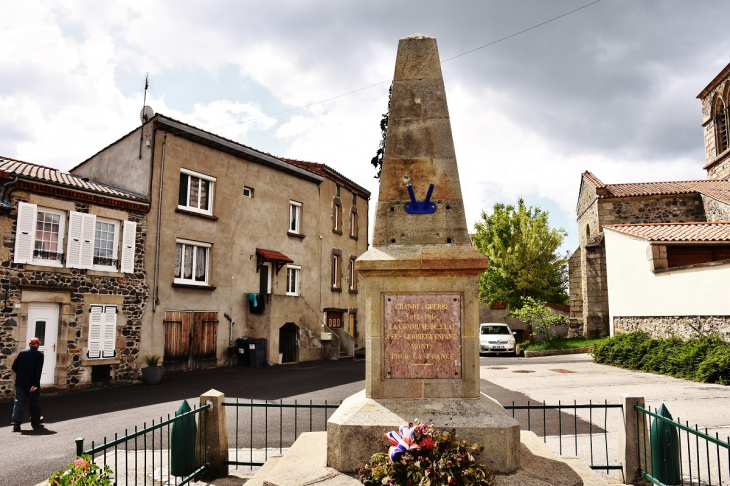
[216,0,601,129]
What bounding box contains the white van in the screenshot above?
[479,323,516,356]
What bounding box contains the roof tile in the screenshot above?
[605,222,730,242]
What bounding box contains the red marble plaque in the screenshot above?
[383,294,461,379]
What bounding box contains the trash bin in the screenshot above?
[236,337,250,367]
[248,338,266,367]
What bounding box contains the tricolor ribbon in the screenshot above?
[385,424,421,462]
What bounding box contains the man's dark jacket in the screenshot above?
[12,347,44,389]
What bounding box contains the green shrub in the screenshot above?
[593,332,730,385]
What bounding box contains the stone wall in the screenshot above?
[568,248,583,338]
[614,315,730,342]
[598,196,706,226]
[701,194,730,221]
[582,238,609,338]
[0,196,148,398]
[706,158,730,181]
[577,179,599,246]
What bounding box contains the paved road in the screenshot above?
[3,354,729,485]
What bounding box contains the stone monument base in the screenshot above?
[326,389,521,473]
[246,430,623,486]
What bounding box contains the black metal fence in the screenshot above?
[74,401,210,486]
[503,400,624,471]
[222,398,341,468]
[221,398,623,471]
[636,404,730,486]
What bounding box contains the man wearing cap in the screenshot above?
[10,337,45,432]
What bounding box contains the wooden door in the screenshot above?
[279,322,298,363]
[163,311,218,371]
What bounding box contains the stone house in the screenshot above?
[71,114,369,370]
[0,156,149,397]
[570,62,730,339]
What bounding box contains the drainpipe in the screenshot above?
[152,133,167,311]
[0,173,19,213]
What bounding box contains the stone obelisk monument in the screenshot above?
[327,34,520,473]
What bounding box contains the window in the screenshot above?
[350,208,358,239]
[88,305,117,359]
[179,169,215,215]
[92,218,120,270]
[286,265,300,296]
[243,186,254,198]
[174,239,211,285]
[289,201,302,234]
[259,262,272,294]
[333,200,342,233]
[349,257,357,292]
[14,202,65,266]
[715,97,728,155]
[331,252,342,290]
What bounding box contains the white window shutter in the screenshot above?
[102,306,117,358]
[120,220,137,273]
[66,211,83,269]
[88,306,103,359]
[79,213,96,269]
[14,202,37,264]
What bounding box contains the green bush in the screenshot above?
[593,332,730,385]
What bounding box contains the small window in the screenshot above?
[331,253,342,290]
[243,186,254,198]
[88,305,117,359]
[179,168,215,215]
[93,218,120,270]
[350,209,358,239]
[286,265,301,296]
[333,200,342,234]
[259,262,272,294]
[349,257,357,292]
[289,201,302,234]
[715,97,728,154]
[174,239,211,285]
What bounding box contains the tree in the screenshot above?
[472,199,568,310]
[509,297,567,343]
[370,84,392,180]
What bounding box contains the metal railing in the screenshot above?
[74,402,211,486]
[222,398,341,467]
[503,400,624,471]
[636,404,730,486]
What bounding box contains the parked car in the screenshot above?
[479,323,517,356]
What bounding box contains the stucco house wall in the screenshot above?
[604,228,730,339]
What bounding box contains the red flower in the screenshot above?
[448,476,458,485]
[74,459,89,470]
[420,436,436,450]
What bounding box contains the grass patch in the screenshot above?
[518,336,608,352]
[593,332,730,385]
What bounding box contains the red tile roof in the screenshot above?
[605,222,730,242]
[582,172,730,204]
[1,156,147,202]
[256,248,293,263]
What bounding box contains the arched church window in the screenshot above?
[715,97,728,154]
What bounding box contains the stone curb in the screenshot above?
[522,347,593,358]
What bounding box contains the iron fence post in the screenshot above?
[75,438,84,457]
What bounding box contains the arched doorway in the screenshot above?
[279,322,299,363]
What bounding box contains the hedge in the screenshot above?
[592,332,730,385]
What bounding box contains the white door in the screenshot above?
[26,304,59,385]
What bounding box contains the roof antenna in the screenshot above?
[138,74,154,159]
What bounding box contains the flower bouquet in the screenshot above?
[356,421,494,486]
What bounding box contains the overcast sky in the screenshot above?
[2,1,728,253]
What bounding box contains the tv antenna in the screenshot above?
[139,74,153,159]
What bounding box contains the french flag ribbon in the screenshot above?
[385,424,421,462]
